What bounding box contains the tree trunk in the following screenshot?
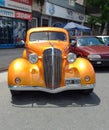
[102,22,108,35]
[107,23,109,35]
[100,23,105,35]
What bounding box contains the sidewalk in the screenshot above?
[0,48,24,72]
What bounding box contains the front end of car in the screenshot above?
[88,54,109,67]
[8,47,95,95]
[8,27,95,96]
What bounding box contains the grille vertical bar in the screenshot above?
[43,48,62,89]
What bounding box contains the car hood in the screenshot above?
[79,46,109,55]
[27,41,69,56]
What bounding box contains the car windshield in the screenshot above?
[30,31,66,42]
[77,37,104,46]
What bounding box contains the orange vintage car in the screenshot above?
[8,27,95,96]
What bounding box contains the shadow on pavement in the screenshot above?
[11,90,100,108]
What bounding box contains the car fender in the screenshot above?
[8,58,44,86]
[66,57,95,84]
[22,49,27,58]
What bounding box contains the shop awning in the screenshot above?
[64,22,91,32]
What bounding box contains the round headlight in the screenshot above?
[28,53,38,64]
[88,54,101,59]
[67,53,77,63]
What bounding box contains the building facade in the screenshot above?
[0,0,32,48]
[0,0,87,48]
[31,0,86,28]
[30,0,89,37]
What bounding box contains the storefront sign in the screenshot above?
[0,7,32,20]
[0,0,5,6]
[67,9,73,17]
[0,0,32,12]
[15,11,32,20]
[45,2,85,22]
[48,4,55,15]
[0,8,14,17]
[10,0,31,5]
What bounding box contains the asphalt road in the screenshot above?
[0,68,109,130]
[0,48,24,71]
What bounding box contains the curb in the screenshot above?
[0,67,8,72]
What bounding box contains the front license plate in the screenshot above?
[65,78,80,85]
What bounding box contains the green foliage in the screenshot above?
[87,0,109,34]
[87,0,101,6]
[87,16,99,24]
[87,0,109,25]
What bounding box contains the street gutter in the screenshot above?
[0,67,8,72]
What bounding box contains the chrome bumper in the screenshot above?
[9,84,95,93]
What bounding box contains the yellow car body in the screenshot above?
[8,27,95,96]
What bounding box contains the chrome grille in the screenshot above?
[43,48,62,89]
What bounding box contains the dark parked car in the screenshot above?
[70,36,109,67]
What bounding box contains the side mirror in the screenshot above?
[21,40,25,47]
[70,39,76,47]
[21,40,25,44]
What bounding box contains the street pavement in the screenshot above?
[0,48,24,72]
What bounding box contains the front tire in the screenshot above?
[10,90,21,97]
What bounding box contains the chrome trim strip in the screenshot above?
[51,46,54,89]
[9,84,95,94]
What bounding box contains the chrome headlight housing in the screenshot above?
[67,53,77,63]
[28,53,38,64]
[88,54,101,59]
